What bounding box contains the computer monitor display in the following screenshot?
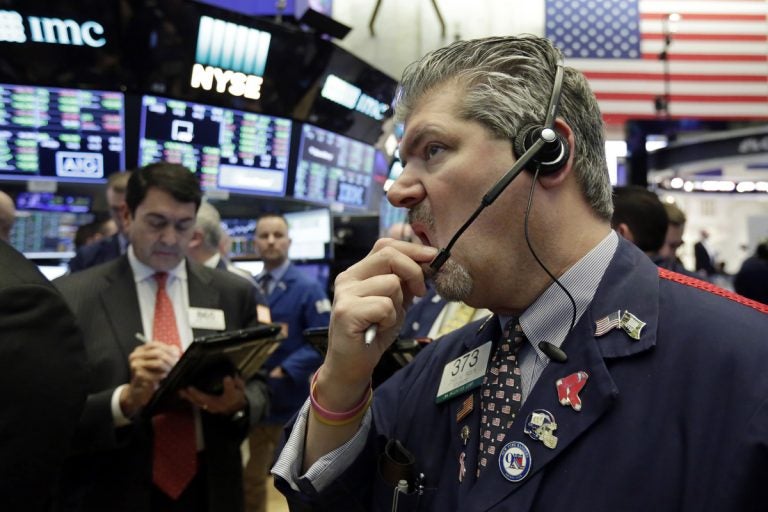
[138,95,292,195]
[293,124,377,209]
[221,218,258,257]
[284,207,332,260]
[11,210,94,258]
[15,192,91,213]
[0,83,125,182]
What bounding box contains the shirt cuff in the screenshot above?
[271,398,372,492]
[111,384,132,427]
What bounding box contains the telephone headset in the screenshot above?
[428,61,577,358]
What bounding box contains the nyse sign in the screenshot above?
[0,10,106,48]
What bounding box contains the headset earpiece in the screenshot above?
[513,124,570,176]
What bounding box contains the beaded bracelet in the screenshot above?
[309,370,373,427]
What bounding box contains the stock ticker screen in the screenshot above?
[0,83,125,182]
[138,95,292,195]
[293,123,377,209]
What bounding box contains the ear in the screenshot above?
[188,229,203,249]
[536,118,575,190]
[615,223,635,243]
[121,207,133,233]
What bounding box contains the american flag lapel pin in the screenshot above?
[594,310,622,337]
[456,394,473,423]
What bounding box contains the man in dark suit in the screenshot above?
[53,163,268,512]
[69,171,132,273]
[694,229,718,276]
[272,36,768,511]
[0,240,88,511]
[245,213,330,512]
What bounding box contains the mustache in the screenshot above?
[407,204,435,231]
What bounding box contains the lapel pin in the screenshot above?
[594,310,622,337]
[456,395,473,423]
[498,441,532,482]
[524,410,558,449]
[459,452,467,483]
[620,311,646,340]
[460,425,470,446]
[556,371,589,411]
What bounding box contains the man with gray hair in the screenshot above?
[187,201,269,312]
[0,190,16,243]
[273,35,768,510]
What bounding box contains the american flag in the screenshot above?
[594,309,622,336]
[545,0,768,129]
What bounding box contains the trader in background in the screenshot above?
[69,171,132,272]
[187,200,271,320]
[0,190,16,242]
[244,213,330,512]
[53,163,268,512]
[0,239,87,511]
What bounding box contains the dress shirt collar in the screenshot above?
[259,259,290,284]
[499,230,618,356]
[203,253,221,269]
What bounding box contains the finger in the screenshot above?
[337,242,437,298]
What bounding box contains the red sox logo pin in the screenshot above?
[556,371,589,411]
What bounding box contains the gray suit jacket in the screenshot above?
[52,256,267,512]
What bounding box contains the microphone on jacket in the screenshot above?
[538,340,567,363]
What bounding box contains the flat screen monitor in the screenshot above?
[306,45,397,144]
[284,207,333,260]
[138,95,292,195]
[0,83,125,183]
[293,123,377,210]
[221,218,258,258]
[11,210,94,258]
[15,192,91,213]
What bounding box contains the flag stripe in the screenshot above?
[546,0,768,127]
[596,92,766,102]
[641,13,767,21]
[585,72,767,82]
[643,33,767,42]
[641,53,768,62]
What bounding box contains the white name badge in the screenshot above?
[436,341,492,404]
[189,307,226,330]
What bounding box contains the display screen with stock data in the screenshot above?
[138,95,292,196]
[293,123,378,209]
[0,83,125,182]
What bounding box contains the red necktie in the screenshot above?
[151,272,197,499]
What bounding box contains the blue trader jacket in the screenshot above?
[278,239,768,511]
[263,263,330,424]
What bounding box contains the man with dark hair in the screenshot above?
[54,162,268,512]
[660,201,687,262]
[734,240,768,304]
[69,171,133,272]
[610,185,668,255]
[244,212,330,512]
[273,35,768,511]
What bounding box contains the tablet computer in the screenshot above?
[144,323,283,415]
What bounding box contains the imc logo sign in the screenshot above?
[0,10,106,47]
[56,152,104,179]
[190,15,271,100]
